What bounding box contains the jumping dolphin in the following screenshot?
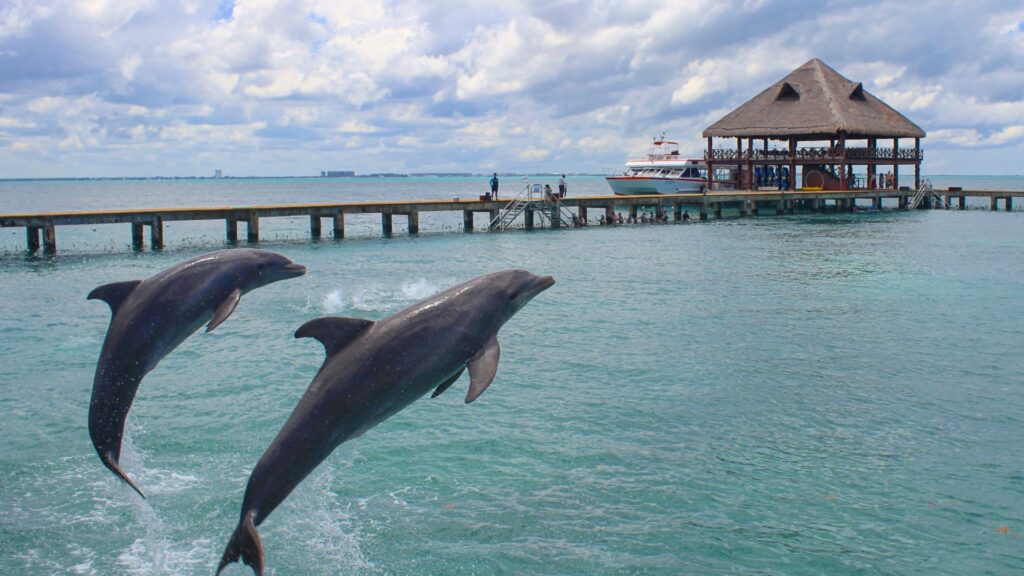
[88,248,307,498]
[216,269,554,575]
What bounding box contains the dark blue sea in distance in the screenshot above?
[1,175,1022,574]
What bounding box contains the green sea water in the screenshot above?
[1,177,1022,575]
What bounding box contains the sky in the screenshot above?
[1,0,1022,178]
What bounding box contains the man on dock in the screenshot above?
[490,173,499,200]
[558,174,567,198]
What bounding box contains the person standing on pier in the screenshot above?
[490,173,500,200]
[558,174,567,198]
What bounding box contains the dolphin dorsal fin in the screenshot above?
[295,316,375,357]
[465,335,500,403]
[87,280,142,314]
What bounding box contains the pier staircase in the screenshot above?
[490,183,578,230]
[908,179,946,209]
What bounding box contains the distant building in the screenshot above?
[321,170,355,177]
[214,169,223,178]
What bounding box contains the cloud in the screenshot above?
[1,0,1023,177]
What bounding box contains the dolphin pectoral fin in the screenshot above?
[217,510,264,576]
[432,367,466,398]
[465,335,500,404]
[207,288,242,332]
[100,452,146,499]
[87,280,142,314]
[295,316,375,357]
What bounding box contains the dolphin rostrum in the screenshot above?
[88,248,306,498]
[216,269,554,575]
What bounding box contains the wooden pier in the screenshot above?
[2,189,1022,253]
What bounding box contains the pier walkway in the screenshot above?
[2,188,1022,253]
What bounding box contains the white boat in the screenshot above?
[605,135,736,195]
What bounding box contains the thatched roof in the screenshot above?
[703,59,926,139]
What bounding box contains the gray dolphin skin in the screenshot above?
[88,248,306,498]
[216,269,554,575]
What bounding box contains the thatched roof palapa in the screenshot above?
[703,59,926,140]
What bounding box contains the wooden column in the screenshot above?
[549,203,560,228]
[751,200,759,215]
[958,196,966,210]
[990,196,998,211]
[699,200,708,221]
[226,219,238,242]
[789,137,797,190]
[892,138,900,191]
[408,211,420,235]
[489,209,500,230]
[868,137,877,189]
[150,218,163,249]
[629,204,638,219]
[838,132,847,191]
[713,203,722,219]
[811,198,821,213]
[673,203,682,221]
[524,209,535,229]
[874,195,882,210]
[333,212,345,239]
[382,213,393,237]
[26,226,40,252]
[747,137,754,191]
[914,138,921,190]
[776,199,785,215]
[1006,197,1013,212]
[132,222,145,249]
[578,206,588,224]
[706,137,714,191]
[736,137,744,189]
[463,210,474,232]
[43,221,56,254]
[310,215,322,239]
[247,213,260,242]
[738,200,748,217]
[604,206,615,222]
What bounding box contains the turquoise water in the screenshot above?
[1,178,1023,574]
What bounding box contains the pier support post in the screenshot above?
[525,210,535,230]
[150,217,163,249]
[776,200,785,215]
[958,196,966,210]
[605,206,615,222]
[550,203,561,228]
[310,215,322,239]
[1006,197,1013,212]
[334,212,345,239]
[42,221,56,254]
[738,201,748,217]
[874,195,883,210]
[787,200,795,214]
[751,200,759,216]
[898,196,907,210]
[628,205,638,219]
[247,212,260,242]
[226,219,238,242]
[26,226,40,252]
[713,203,722,219]
[578,206,588,224]
[489,209,500,230]
[463,210,474,232]
[382,213,393,237]
[132,223,145,249]
[408,211,420,234]
[673,203,682,221]
[811,199,821,213]
[990,196,998,211]
[941,195,949,210]
[699,202,708,221]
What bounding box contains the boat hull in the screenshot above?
[605,176,708,196]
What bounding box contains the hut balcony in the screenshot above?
[705,146,923,164]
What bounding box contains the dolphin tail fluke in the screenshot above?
[100,452,146,499]
[217,511,264,576]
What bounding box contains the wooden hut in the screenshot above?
[702,58,925,192]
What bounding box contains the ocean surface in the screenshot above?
[1,176,1022,575]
